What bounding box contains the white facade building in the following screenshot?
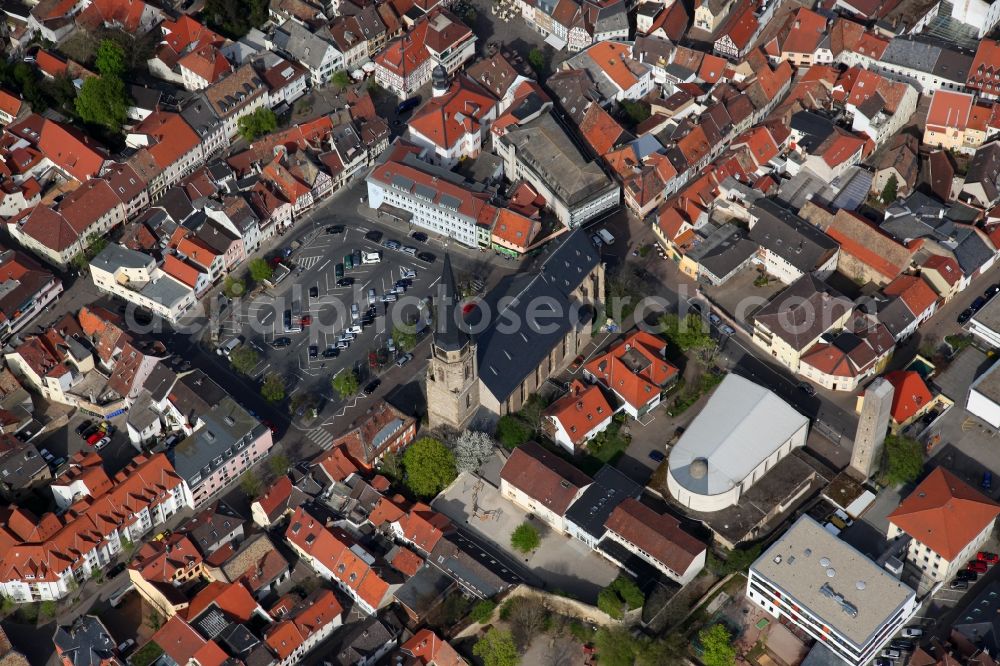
[747,516,918,666]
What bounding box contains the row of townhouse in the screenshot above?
[516,0,628,53]
[499,441,709,585]
[0,451,192,602]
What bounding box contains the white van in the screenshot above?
[351,303,360,321]
[362,251,382,264]
[217,337,242,356]
[597,229,615,245]
[368,289,377,306]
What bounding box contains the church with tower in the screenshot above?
[427,228,605,430]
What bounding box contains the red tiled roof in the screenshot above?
[543,380,613,447]
[583,331,679,410]
[38,119,107,181]
[926,90,974,132]
[401,629,465,666]
[151,617,207,665]
[313,445,359,483]
[888,467,1000,561]
[884,274,937,317]
[604,498,705,574]
[395,505,451,553]
[179,44,232,85]
[77,0,151,32]
[408,76,496,151]
[388,545,423,577]
[183,580,260,622]
[500,441,592,514]
[921,254,961,287]
[967,39,1000,91]
[161,254,203,289]
[586,41,640,91]
[0,90,22,119]
[579,103,627,157]
[884,370,933,424]
[131,112,201,172]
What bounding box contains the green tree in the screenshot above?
[699,624,736,666]
[597,587,625,619]
[240,470,263,498]
[882,174,899,204]
[203,0,269,37]
[237,107,277,142]
[883,433,924,485]
[510,522,540,553]
[248,257,274,282]
[229,346,259,375]
[402,437,456,498]
[392,324,418,352]
[473,628,519,666]
[620,100,651,126]
[75,75,129,132]
[470,599,496,623]
[84,232,108,259]
[261,372,286,402]
[594,627,645,666]
[528,48,546,76]
[331,369,360,398]
[706,543,762,576]
[660,313,715,353]
[268,452,290,476]
[597,576,644,619]
[95,39,126,78]
[331,70,352,90]
[496,415,532,448]
[39,600,57,620]
[223,275,246,298]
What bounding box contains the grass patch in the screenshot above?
[669,371,725,415]
[577,421,631,475]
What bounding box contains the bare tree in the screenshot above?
[507,597,549,650]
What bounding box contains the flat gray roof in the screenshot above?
[971,296,1000,336]
[669,374,809,497]
[971,360,1000,406]
[92,244,153,272]
[140,274,191,308]
[751,515,915,649]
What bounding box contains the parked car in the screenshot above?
[271,337,292,349]
[396,353,413,367]
[719,324,736,336]
[986,284,1000,299]
[797,381,817,396]
[382,293,397,303]
[978,551,1000,564]
[882,649,901,659]
[107,562,126,578]
[323,347,340,358]
[968,560,988,574]
[951,579,970,589]
[709,313,721,326]
[902,628,924,638]
[384,239,402,250]
[337,277,355,287]
[117,639,135,655]
[417,251,436,263]
[365,230,383,243]
[972,296,988,312]
[95,437,111,450]
[984,470,993,491]
[402,246,417,256]
[411,232,428,242]
[87,432,103,445]
[309,346,318,358]
[326,225,345,234]
[648,450,665,463]
[959,308,975,324]
[591,234,604,248]
[890,639,914,652]
[363,379,381,396]
[309,286,319,298]
[957,569,978,581]
[874,659,892,666]
[76,420,93,435]
[301,315,312,327]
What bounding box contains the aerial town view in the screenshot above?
[0,0,996,661]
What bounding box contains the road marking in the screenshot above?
[318,260,330,271]
[297,256,321,270]
[306,428,336,449]
[429,276,441,288]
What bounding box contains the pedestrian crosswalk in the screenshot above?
[297,256,321,270]
[306,427,335,449]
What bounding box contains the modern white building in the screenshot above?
[366,143,494,248]
[747,515,919,666]
[667,374,809,512]
[969,360,1000,428]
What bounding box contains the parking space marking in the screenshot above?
[297,256,321,270]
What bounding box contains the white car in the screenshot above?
[902,628,923,638]
[348,325,363,335]
[95,437,111,450]
[396,353,413,367]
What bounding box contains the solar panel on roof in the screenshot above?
[391,175,413,190]
[414,184,436,200]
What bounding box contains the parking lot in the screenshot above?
[34,411,137,477]
[230,224,442,408]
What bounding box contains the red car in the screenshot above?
[978,551,999,565]
[86,432,103,446]
[261,420,278,435]
[968,560,989,574]
[301,315,312,326]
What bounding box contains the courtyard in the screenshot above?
[432,472,620,603]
